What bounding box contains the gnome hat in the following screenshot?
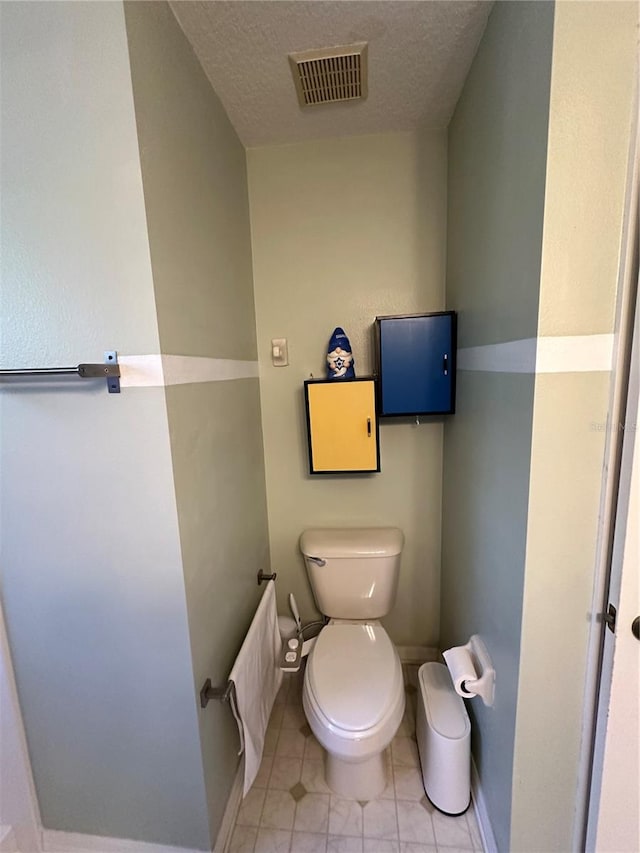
[326,327,356,379]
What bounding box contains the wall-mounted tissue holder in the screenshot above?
[442,634,495,707]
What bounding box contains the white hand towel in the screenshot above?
[229,580,283,795]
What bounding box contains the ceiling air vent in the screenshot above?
[289,43,368,107]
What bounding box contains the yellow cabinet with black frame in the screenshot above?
[304,378,380,474]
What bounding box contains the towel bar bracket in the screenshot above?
[200,677,233,708]
[257,570,277,585]
[103,351,120,394]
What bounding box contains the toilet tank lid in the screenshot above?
[300,527,404,558]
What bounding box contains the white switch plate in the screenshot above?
[271,338,289,366]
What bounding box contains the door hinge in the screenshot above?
[603,603,617,633]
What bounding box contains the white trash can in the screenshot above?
[416,662,471,815]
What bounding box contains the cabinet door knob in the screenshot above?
[367,417,372,437]
[443,354,449,376]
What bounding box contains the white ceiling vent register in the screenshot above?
[288,43,368,108]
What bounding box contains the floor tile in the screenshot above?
[379,773,396,801]
[230,666,479,853]
[363,840,399,853]
[237,787,267,827]
[329,796,364,837]
[270,757,303,790]
[274,681,289,706]
[393,767,424,802]
[465,808,482,850]
[327,836,364,853]
[302,758,332,794]
[363,799,398,841]
[276,728,307,759]
[294,792,331,833]
[254,754,275,788]
[270,702,285,725]
[287,681,304,705]
[304,736,324,760]
[289,782,309,803]
[229,824,257,853]
[404,666,420,689]
[430,810,473,849]
[397,704,416,737]
[391,737,419,768]
[282,704,307,729]
[290,782,308,802]
[431,849,476,853]
[377,751,395,800]
[261,789,296,831]
[254,828,291,853]
[291,831,328,853]
[419,797,434,815]
[264,727,280,757]
[396,801,435,845]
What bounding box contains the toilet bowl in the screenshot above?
[299,527,405,801]
[302,620,405,800]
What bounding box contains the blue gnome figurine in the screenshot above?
[326,327,355,380]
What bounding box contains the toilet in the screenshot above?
[299,527,405,801]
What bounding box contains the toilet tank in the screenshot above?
[299,527,404,619]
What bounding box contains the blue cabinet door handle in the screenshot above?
[443,354,449,376]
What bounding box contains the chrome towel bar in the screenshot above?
[0,352,121,393]
[201,573,278,707]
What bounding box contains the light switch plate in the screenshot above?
[271,338,289,366]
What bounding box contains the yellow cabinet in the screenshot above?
[304,378,380,474]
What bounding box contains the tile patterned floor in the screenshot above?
[229,664,483,853]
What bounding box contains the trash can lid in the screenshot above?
[418,662,471,740]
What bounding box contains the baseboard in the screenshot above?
[42,829,204,853]
[471,757,498,853]
[213,757,244,853]
[397,645,439,664]
[0,826,18,853]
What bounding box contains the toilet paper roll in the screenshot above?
[443,645,478,698]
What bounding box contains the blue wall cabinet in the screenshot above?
[374,312,457,416]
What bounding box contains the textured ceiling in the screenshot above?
[170,1,492,147]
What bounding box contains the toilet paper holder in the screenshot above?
[443,634,495,707]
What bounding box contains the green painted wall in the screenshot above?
[248,131,447,646]
[442,3,554,850]
[124,2,270,843]
[444,2,637,850]
[0,2,210,848]
[511,4,638,850]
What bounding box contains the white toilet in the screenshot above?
[299,527,405,801]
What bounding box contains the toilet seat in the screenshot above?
[305,622,404,735]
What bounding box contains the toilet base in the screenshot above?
[325,750,387,801]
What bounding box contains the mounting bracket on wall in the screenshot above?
[257,570,277,585]
[103,351,120,393]
[0,350,121,394]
